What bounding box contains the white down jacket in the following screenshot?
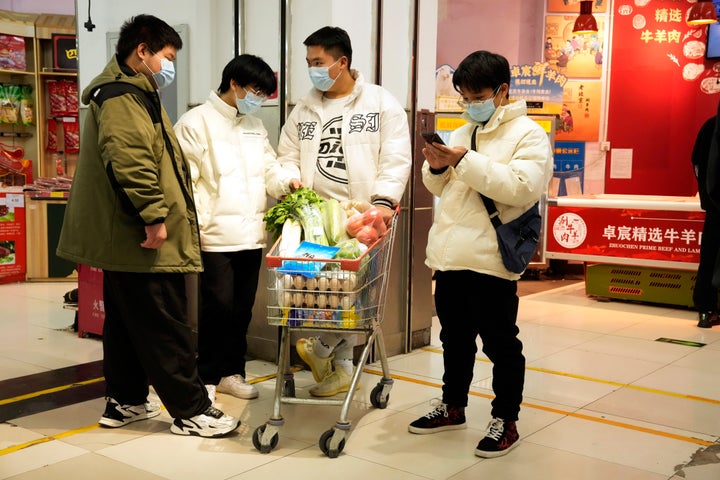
[424,99,553,280]
[174,91,291,252]
[276,71,411,205]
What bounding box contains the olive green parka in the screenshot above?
[56,56,202,273]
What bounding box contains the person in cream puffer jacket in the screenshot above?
[174,54,291,402]
[408,50,553,460]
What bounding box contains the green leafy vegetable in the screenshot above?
[264,187,328,245]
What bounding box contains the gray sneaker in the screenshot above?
[217,374,258,399]
[170,405,240,438]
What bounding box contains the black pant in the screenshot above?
[102,271,211,419]
[197,249,262,384]
[434,270,524,421]
[696,209,720,309]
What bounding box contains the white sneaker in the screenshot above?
[98,397,161,428]
[217,374,258,399]
[296,337,334,383]
[309,368,359,397]
[170,405,240,438]
[205,384,216,404]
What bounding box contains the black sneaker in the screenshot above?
[98,397,161,428]
[698,311,720,328]
[170,405,240,438]
[475,417,519,458]
[408,400,466,434]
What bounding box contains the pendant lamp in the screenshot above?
[573,0,598,35]
[687,0,718,26]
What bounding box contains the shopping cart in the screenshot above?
[252,213,398,458]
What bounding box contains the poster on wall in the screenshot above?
[509,62,566,115]
[547,0,608,14]
[605,0,719,196]
[0,190,26,284]
[555,80,602,141]
[544,15,605,79]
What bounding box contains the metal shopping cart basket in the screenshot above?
[252,214,398,458]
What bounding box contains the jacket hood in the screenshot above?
[81,55,156,105]
[462,99,528,133]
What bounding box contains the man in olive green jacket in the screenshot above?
[57,14,238,438]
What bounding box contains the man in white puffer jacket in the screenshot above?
[175,54,291,402]
[277,26,412,397]
[408,50,553,459]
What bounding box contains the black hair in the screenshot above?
[303,26,353,68]
[452,50,510,99]
[116,14,182,60]
[218,54,277,96]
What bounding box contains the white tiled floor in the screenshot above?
[1,280,720,479]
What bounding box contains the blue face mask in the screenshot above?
[464,87,500,123]
[144,52,175,90]
[236,88,265,115]
[308,58,342,91]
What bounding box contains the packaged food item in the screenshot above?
[63,118,79,154]
[47,80,67,117]
[64,81,78,115]
[46,118,58,152]
[20,85,33,126]
[0,35,27,71]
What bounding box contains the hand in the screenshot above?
[375,205,395,226]
[423,143,468,170]
[289,178,303,192]
[141,223,167,249]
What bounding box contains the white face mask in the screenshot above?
[143,51,175,90]
[308,58,342,91]
[236,87,265,115]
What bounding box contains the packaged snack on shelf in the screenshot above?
[20,85,33,126]
[64,80,78,115]
[63,118,79,154]
[46,118,58,152]
[47,80,67,117]
[0,35,27,71]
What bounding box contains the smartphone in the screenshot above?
[421,132,445,145]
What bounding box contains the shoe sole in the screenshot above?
[408,423,467,435]
[474,440,520,458]
[98,409,161,428]
[296,340,331,383]
[169,419,241,438]
[309,382,360,397]
[215,388,259,400]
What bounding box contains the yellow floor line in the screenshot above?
[362,368,716,447]
[421,346,720,406]
[0,377,105,406]
[1,356,716,457]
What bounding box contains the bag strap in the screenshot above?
[470,125,503,229]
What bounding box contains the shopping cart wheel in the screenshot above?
[252,424,279,454]
[319,428,346,458]
[370,384,389,409]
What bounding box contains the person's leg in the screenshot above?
[102,270,150,405]
[215,249,262,399]
[197,251,233,385]
[697,211,720,327]
[109,271,211,419]
[308,334,358,397]
[408,270,476,433]
[475,274,523,458]
[296,332,339,383]
[476,276,523,422]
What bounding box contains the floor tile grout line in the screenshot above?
[1,361,714,460]
[419,346,720,405]
[361,368,716,447]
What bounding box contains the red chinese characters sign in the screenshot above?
[546,204,704,267]
[605,0,718,196]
